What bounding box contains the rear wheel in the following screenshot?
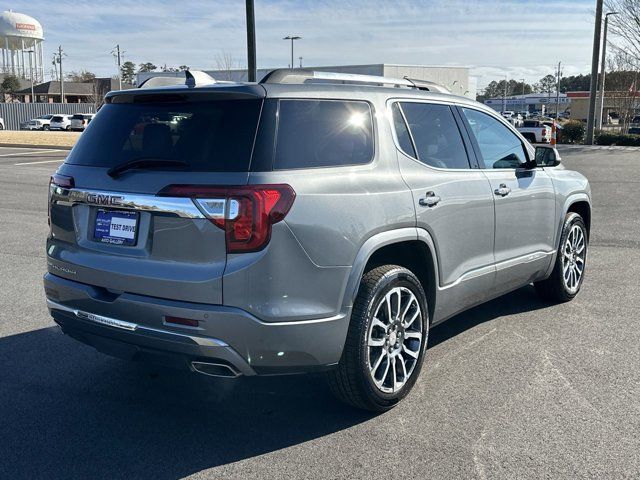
[327,265,428,411]
[535,213,587,302]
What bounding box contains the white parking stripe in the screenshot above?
[14,159,66,165]
[0,148,64,157]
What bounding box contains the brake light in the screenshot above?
[50,174,74,189]
[159,184,296,253]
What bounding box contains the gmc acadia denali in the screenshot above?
[45,69,591,411]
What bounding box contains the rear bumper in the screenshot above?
[44,273,350,376]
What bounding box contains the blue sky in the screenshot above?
[12,0,596,90]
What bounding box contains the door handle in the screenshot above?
[419,191,441,207]
[494,184,511,197]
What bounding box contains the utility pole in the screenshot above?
[299,56,303,68]
[56,45,65,103]
[283,35,301,69]
[586,0,604,144]
[246,0,256,82]
[27,49,35,102]
[521,78,526,113]
[502,75,507,113]
[112,44,123,89]
[598,11,619,129]
[555,61,562,119]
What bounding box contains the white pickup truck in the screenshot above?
[517,120,551,144]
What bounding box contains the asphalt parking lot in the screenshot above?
[0,145,638,479]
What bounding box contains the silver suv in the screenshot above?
[45,69,591,411]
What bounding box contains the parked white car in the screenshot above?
[69,113,95,131]
[49,115,73,131]
[21,114,55,130]
[0,117,4,130]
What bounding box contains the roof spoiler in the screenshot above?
[260,68,451,93]
[137,70,216,89]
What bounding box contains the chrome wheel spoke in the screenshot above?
[404,331,422,341]
[371,316,387,331]
[403,309,420,329]
[391,356,398,392]
[371,350,385,374]
[402,344,419,359]
[368,336,385,347]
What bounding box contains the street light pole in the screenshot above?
[521,78,526,113]
[598,11,619,129]
[586,0,604,144]
[283,35,301,69]
[27,49,35,102]
[246,0,257,82]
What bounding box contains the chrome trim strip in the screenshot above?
[51,187,205,219]
[46,299,228,347]
[440,250,555,290]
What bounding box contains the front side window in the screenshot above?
[274,99,374,169]
[460,108,528,169]
[397,102,471,169]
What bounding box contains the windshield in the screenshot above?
[66,99,262,172]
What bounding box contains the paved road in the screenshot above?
[0,146,638,479]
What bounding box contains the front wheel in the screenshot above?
[535,213,588,302]
[327,265,429,411]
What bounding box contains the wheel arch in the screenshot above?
[341,228,439,323]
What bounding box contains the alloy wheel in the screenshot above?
[366,287,424,393]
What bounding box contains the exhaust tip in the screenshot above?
[191,361,241,378]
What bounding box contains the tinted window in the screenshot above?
[399,103,470,169]
[66,99,262,172]
[72,114,83,120]
[274,99,373,169]
[460,108,528,169]
[391,103,416,157]
[52,116,64,122]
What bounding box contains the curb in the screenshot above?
[0,143,73,151]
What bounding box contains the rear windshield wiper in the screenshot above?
[107,157,189,178]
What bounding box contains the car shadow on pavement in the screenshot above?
[0,285,548,479]
[428,284,549,348]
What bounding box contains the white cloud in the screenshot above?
[13,0,596,88]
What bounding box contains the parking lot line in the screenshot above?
[0,148,64,157]
[14,158,66,165]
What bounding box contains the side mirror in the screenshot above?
[534,145,561,167]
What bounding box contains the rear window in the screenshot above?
[273,99,374,169]
[66,99,262,172]
[71,114,84,120]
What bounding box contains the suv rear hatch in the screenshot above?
[48,86,265,304]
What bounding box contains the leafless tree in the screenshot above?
[605,0,640,63]
[604,50,640,129]
[215,52,236,81]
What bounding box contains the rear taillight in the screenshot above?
[159,184,296,253]
[48,174,74,225]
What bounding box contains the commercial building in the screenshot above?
[137,64,475,99]
[484,93,570,114]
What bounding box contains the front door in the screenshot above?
[457,106,556,292]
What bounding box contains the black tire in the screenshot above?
[327,265,429,411]
[535,213,588,303]
[65,125,71,131]
[43,125,50,131]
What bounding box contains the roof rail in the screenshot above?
[260,68,451,93]
[138,70,216,89]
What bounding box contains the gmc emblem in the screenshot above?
[86,193,123,206]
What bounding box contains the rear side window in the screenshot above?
[66,99,262,172]
[274,99,374,169]
[52,116,63,122]
[398,102,471,169]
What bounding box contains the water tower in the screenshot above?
[0,10,44,83]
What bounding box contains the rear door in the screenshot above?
[48,90,264,304]
[391,101,496,321]
[457,106,556,291]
